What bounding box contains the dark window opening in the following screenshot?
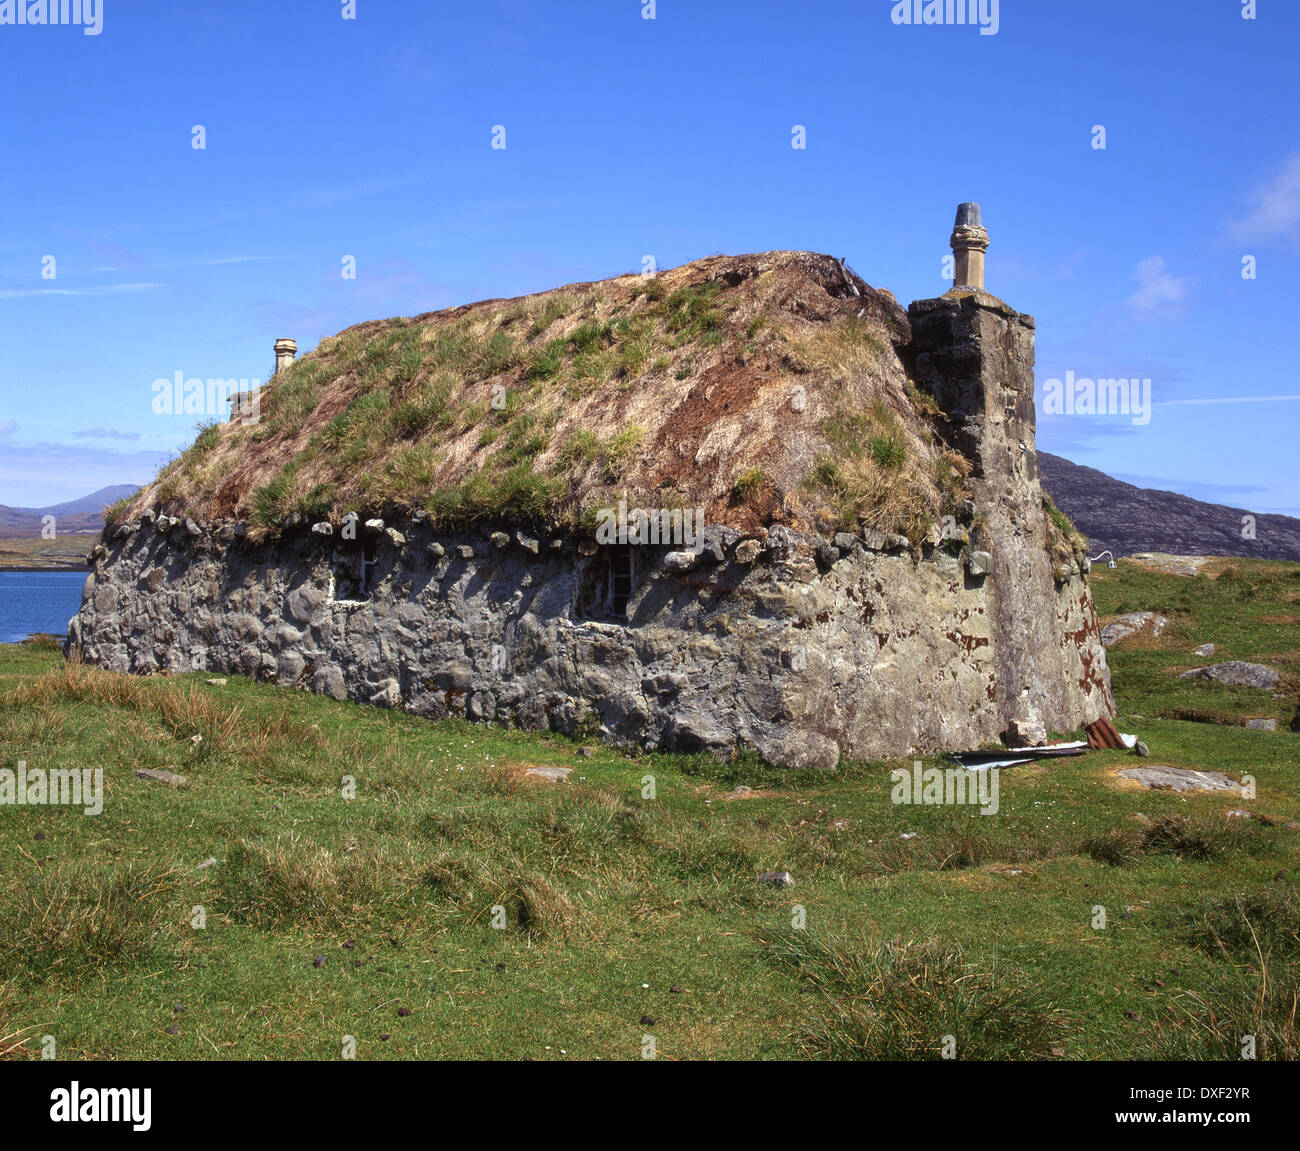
[333,538,377,601]
[610,547,632,615]
[576,545,636,620]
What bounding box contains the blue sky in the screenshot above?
[1,0,1297,514]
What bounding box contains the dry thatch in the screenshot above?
[119,251,967,540]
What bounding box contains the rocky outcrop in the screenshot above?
[1100,611,1166,648]
[1179,661,1281,690]
[1117,766,1242,793]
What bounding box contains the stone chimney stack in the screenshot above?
[274,338,298,376]
[907,203,1115,742]
[950,202,989,291]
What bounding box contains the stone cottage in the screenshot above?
[67,206,1114,768]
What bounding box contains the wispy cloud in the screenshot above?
[1109,472,1268,501]
[0,441,165,508]
[1125,256,1192,320]
[93,254,280,272]
[196,254,277,266]
[292,174,433,208]
[384,41,442,84]
[1152,394,1300,407]
[1228,151,1300,245]
[73,427,143,441]
[0,420,16,436]
[0,283,164,300]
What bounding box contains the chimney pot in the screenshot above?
[274,337,298,375]
[949,203,990,292]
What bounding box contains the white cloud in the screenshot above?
[1229,151,1300,245]
[0,283,164,300]
[195,254,277,266]
[1126,256,1192,319]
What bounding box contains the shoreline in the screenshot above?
[0,531,101,574]
[0,633,65,645]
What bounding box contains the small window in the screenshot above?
[577,545,636,619]
[332,538,377,601]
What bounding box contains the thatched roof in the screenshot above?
[122,251,964,540]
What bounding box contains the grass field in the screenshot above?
[1,557,1296,1060]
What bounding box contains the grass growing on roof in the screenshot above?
[806,399,937,539]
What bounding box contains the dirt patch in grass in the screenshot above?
[1155,706,1260,727]
[1109,613,1193,650]
[715,786,789,802]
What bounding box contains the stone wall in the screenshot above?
[66,512,1113,769]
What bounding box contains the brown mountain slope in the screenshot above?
[1039,452,1300,561]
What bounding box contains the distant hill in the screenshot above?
[1039,453,1300,562]
[0,484,139,539]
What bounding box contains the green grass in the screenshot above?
[663,282,723,343]
[424,462,563,526]
[251,358,329,442]
[806,400,933,539]
[191,420,222,456]
[2,563,1298,1061]
[732,467,771,502]
[1090,557,1300,729]
[763,933,1063,1060]
[248,461,301,531]
[390,375,457,437]
[526,294,575,340]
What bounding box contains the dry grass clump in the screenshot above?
[1152,890,1300,1060]
[805,396,944,540]
[213,833,580,940]
[1044,493,1087,563]
[1177,886,1300,962]
[5,660,318,763]
[217,837,415,931]
[0,862,181,975]
[1151,969,1299,1060]
[789,313,887,384]
[1077,815,1273,868]
[0,982,38,1060]
[419,853,579,939]
[765,931,1061,1060]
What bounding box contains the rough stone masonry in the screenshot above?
[66,209,1114,768]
